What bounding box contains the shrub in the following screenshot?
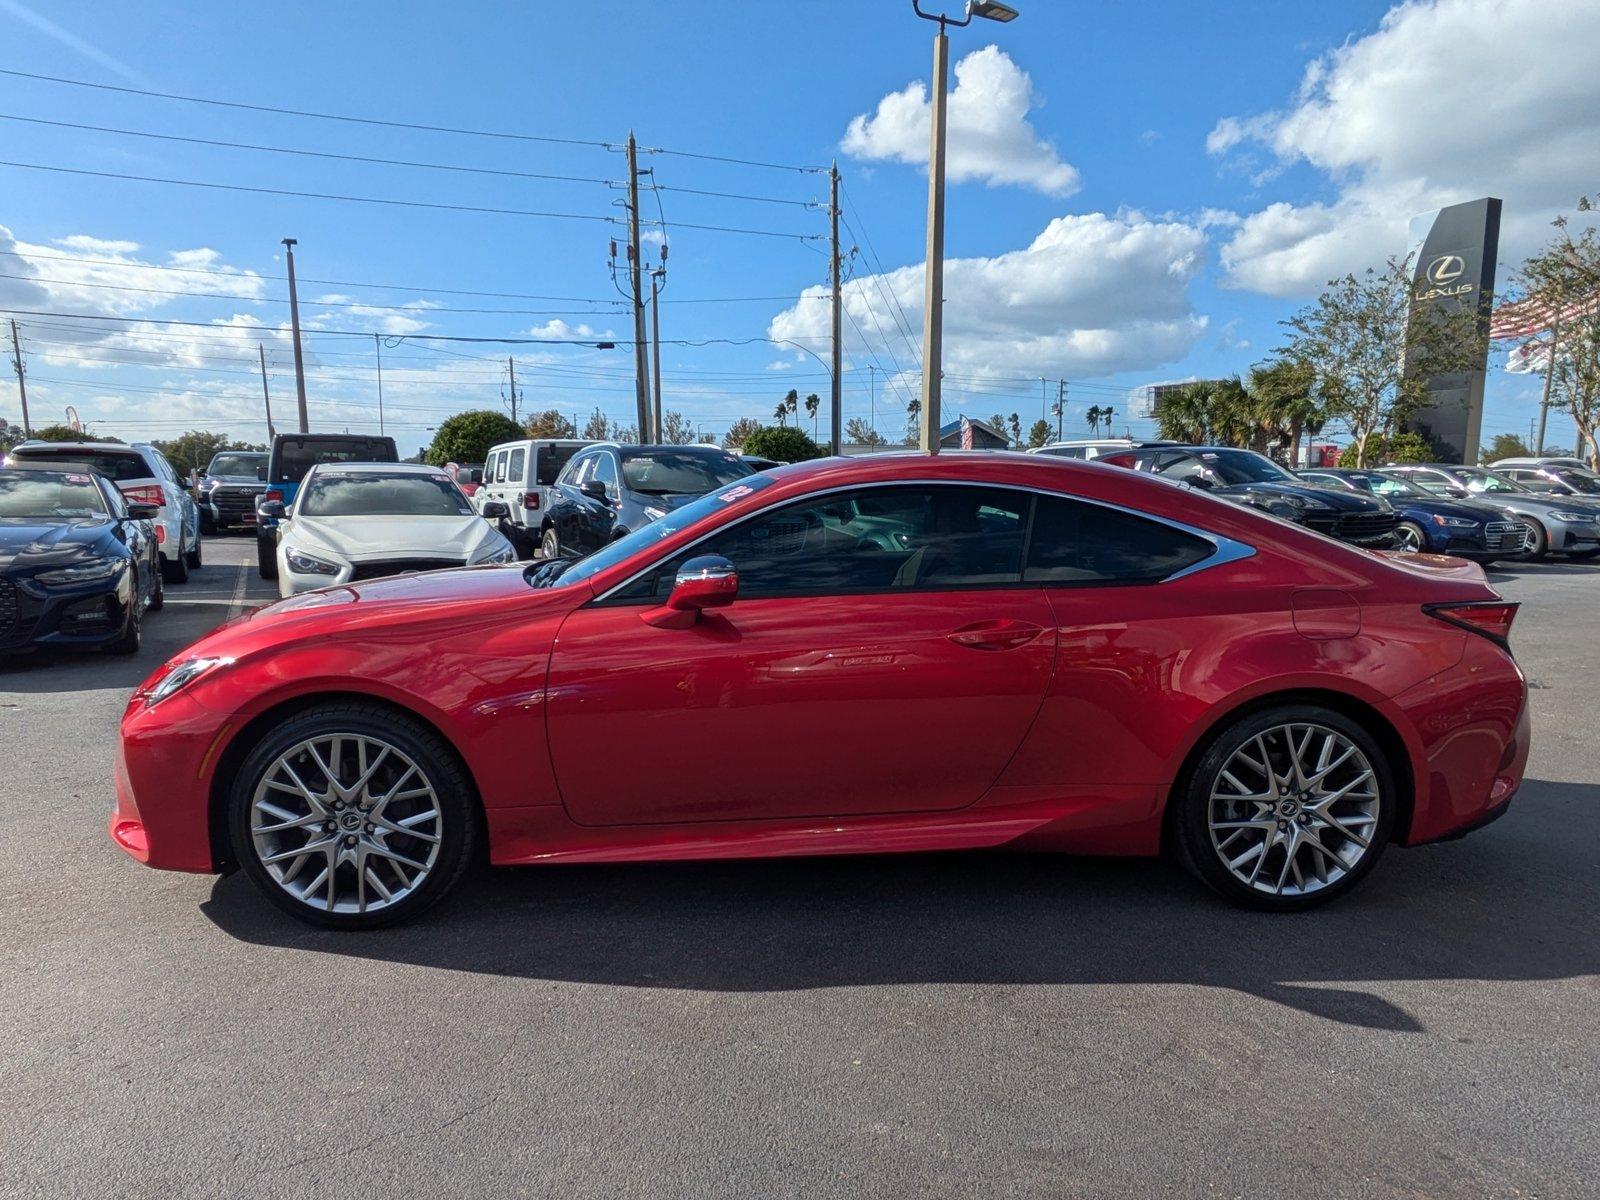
[740,425,827,463]
[426,410,525,466]
[1338,431,1433,467]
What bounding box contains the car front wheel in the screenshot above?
[540,526,560,560]
[1393,520,1427,553]
[1171,705,1395,911]
[229,704,476,929]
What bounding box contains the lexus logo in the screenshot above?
[1426,254,1466,285]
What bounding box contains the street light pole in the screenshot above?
[373,333,386,437]
[650,267,665,442]
[910,1,1018,456]
[282,238,309,433]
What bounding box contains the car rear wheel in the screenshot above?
[107,577,142,654]
[161,547,189,585]
[257,533,279,580]
[229,704,476,929]
[540,526,560,560]
[1171,705,1394,911]
[199,510,216,536]
[1393,520,1427,553]
[186,534,203,570]
[146,559,164,612]
[1521,519,1549,560]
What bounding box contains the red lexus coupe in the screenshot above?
[112,453,1529,928]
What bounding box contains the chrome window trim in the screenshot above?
[591,479,1256,603]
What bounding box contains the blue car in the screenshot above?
[1298,468,1526,563]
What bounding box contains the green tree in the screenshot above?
[1503,197,1600,468]
[804,393,821,435]
[1281,257,1482,467]
[659,410,696,445]
[990,413,1009,439]
[0,420,24,456]
[1156,382,1217,443]
[1008,413,1022,445]
[153,431,266,478]
[581,407,615,440]
[722,416,765,449]
[741,425,826,463]
[1026,418,1053,448]
[1249,358,1323,463]
[1338,430,1433,467]
[1481,432,1533,463]
[425,409,524,466]
[523,409,576,438]
[904,397,921,445]
[27,424,120,443]
[845,416,886,446]
[773,399,789,427]
[1085,405,1103,433]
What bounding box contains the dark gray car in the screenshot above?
[197,450,268,534]
[1383,463,1600,560]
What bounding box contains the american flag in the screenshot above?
[960,416,973,451]
[1489,294,1598,341]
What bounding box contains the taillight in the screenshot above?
[264,489,283,503]
[522,492,540,510]
[153,523,166,544]
[1425,600,1519,649]
[120,484,164,508]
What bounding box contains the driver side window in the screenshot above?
[614,485,1027,601]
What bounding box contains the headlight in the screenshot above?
[1431,514,1480,528]
[1547,509,1594,522]
[1280,493,1332,511]
[643,505,669,521]
[284,547,339,575]
[140,656,233,707]
[35,557,124,585]
[475,543,515,564]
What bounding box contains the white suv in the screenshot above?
[476,438,594,555]
[4,440,202,582]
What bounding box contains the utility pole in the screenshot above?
[650,268,665,442]
[8,319,30,437]
[1536,311,1562,455]
[507,357,519,426]
[867,364,878,437]
[1055,379,1067,442]
[829,161,843,455]
[282,238,309,433]
[917,26,950,456]
[257,344,276,439]
[625,132,652,441]
[373,334,386,436]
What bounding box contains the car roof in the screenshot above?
[303,461,447,475]
[13,440,142,452]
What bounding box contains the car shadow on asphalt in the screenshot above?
[201,779,1593,1034]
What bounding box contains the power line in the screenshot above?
[0,112,615,185]
[641,144,824,174]
[0,67,616,149]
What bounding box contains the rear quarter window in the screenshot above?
[1025,494,1214,584]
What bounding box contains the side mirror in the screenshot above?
[581,480,608,501]
[481,500,510,519]
[125,502,160,521]
[642,555,738,629]
[1186,475,1217,491]
[257,466,268,481]
[259,500,287,520]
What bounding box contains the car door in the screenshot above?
[544,483,1056,825]
[584,452,623,543]
[548,452,595,551]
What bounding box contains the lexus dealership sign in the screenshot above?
[1403,198,1501,464]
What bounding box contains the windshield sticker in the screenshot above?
[719,485,755,503]
[65,473,92,484]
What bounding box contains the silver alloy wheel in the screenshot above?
[249,733,443,914]
[1207,722,1380,897]
[1395,523,1425,552]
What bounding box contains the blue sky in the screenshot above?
[1,0,1594,454]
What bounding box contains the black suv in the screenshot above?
[1100,445,1398,548]
[539,443,754,560]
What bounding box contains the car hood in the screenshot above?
[1220,481,1389,512]
[0,517,118,572]
[1397,497,1505,522]
[284,513,501,560]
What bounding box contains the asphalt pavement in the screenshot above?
[1,535,1596,1199]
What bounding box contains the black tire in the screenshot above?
[161,547,190,585]
[199,510,216,536]
[228,703,478,930]
[1170,704,1396,912]
[539,526,560,561]
[1393,520,1428,553]
[106,579,142,654]
[1521,519,1549,561]
[146,558,165,612]
[257,532,279,581]
[186,532,203,570]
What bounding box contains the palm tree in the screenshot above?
[1157,381,1216,443]
[1101,406,1116,435]
[773,400,788,427]
[785,389,799,426]
[804,393,821,435]
[905,397,922,444]
[1249,358,1322,465]
[1086,404,1103,433]
[1008,413,1022,445]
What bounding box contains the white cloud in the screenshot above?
[1207,0,1600,296]
[768,210,1207,381]
[841,46,1080,196]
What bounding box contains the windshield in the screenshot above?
[1548,469,1600,494]
[621,449,753,495]
[0,470,108,517]
[207,453,265,477]
[299,470,474,517]
[273,437,398,483]
[536,475,776,588]
[8,447,148,482]
[1359,472,1426,499]
[1180,448,1293,486]
[536,444,584,486]
[1453,467,1527,494]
